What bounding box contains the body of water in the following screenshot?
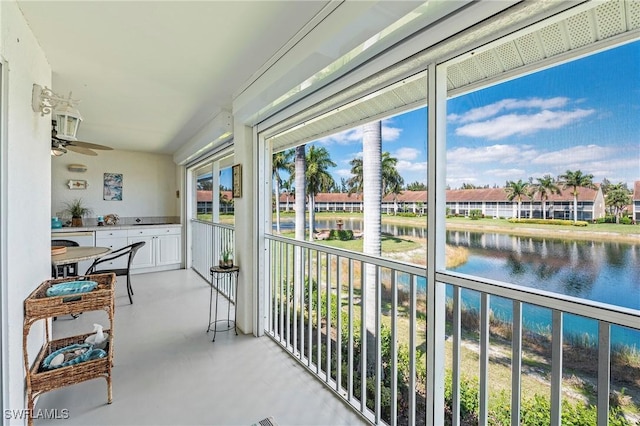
[275,217,639,348]
[445,230,640,348]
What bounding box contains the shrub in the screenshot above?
[396,212,417,218]
[469,209,483,220]
[490,391,632,426]
[620,216,632,225]
[328,229,354,241]
[507,218,589,227]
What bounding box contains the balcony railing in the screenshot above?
[191,220,236,300]
[265,234,640,426]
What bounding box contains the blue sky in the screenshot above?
[306,39,640,189]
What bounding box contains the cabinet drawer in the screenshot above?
[95,237,127,250]
[127,227,181,237]
[96,229,128,238]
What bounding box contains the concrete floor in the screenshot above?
[34,269,367,426]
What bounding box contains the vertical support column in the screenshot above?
[597,321,611,426]
[233,122,255,335]
[212,161,220,223]
[550,310,563,426]
[426,62,447,425]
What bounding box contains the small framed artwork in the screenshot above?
[67,179,88,190]
[232,164,242,198]
[104,173,123,201]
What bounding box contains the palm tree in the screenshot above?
[387,172,404,215]
[348,151,403,199]
[504,179,530,219]
[305,146,336,241]
[531,174,561,220]
[559,170,596,223]
[272,149,294,233]
[362,121,382,352]
[346,157,363,199]
[281,179,293,212]
[294,145,306,241]
[604,182,631,224]
[292,145,306,309]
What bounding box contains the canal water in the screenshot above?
[278,217,640,348]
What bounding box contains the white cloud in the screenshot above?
[486,168,526,178]
[455,108,595,140]
[397,160,428,173]
[317,121,402,145]
[446,144,530,164]
[382,125,402,141]
[448,97,571,123]
[531,144,615,165]
[393,147,420,161]
[334,168,353,178]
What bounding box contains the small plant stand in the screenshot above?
[207,266,239,342]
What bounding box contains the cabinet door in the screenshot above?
[95,237,128,270]
[156,234,181,266]
[128,236,154,269]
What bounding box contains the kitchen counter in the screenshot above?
[52,223,181,233]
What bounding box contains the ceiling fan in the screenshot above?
[51,120,113,156]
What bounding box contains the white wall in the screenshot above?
[51,150,179,221]
[0,0,52,420]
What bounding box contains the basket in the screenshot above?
[24,273,115,320]
[28,330,113,398]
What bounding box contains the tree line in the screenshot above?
[274,146,634,225]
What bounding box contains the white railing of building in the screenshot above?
[265,234,640,426]
[191,219,236,300]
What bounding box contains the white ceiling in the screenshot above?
[18,1,332,154]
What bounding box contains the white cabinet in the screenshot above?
[95,230,129,270]
[127,227,181,271]
[156,232,181,266]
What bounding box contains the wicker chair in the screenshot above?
[85,241,145,304]
[51,239,79,277]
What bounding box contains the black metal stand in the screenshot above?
[207,266,239,342]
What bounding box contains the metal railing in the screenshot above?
[265,234,640,426]
[191,219,236,301]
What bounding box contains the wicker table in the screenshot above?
[23,273,115,426]
[207,266,239,342]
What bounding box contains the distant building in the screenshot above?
[277,186,608,221]
[197,190,233,214]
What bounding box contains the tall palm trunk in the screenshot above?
[295,146,306,241]
[308,194,315,241]
[294,145,306,308]
[572,191,578,223]
[274,178,282,233]
[363,121,381,358]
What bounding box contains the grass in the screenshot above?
[279,230,421,253]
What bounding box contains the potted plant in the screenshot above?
[62,198,93,227]
[219,248,233,269]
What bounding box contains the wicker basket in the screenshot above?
[29,330,113,394]
[24,273,115,320]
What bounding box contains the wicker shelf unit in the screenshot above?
[23,273,116,426]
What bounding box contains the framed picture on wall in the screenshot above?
[104,173,123,201]
[232,164,242,198]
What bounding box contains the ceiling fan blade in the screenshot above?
[72,141,113,150]
[66,145,98,156]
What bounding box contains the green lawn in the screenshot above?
[278,230,420,253]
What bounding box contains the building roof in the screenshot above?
[197,190,232,202]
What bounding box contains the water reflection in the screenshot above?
[446,230,636,311]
